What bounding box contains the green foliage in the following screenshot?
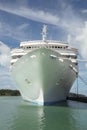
[0,89,20,96]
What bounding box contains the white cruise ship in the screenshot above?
[11,25,78,105]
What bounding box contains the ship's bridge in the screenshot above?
[20,40,69,50]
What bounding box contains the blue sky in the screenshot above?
[0,0,87,94]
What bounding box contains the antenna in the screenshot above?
[42,25,47,41]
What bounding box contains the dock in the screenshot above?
[67,93,87,103]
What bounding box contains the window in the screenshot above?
[17,55,23,58]
[12,56,17,59]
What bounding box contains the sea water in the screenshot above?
[0,96,87,130]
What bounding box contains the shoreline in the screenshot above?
[0,89,20,96]
[0,89,87,103]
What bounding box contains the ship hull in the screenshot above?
[11,48,77,105]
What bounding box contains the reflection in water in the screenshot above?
[13,100,87,130]
[38,106,45,130]
[12,102,44,130]
[0,97,87,130]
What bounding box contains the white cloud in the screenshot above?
[0,4,60,41]
[0,41,11,67]
[0,22,30,41]
[81,9,87,13]
[65,20,87,68]
[0,2,87,64]
[75,22,87,59]
[0,5,60,25]
[0,41,17,89]
[0,66,17,89]
[54,5,87,59]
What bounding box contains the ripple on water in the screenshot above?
[0,97,87,130]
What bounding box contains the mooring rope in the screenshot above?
[76,75,79,96]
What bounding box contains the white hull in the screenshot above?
[11,48,77,105]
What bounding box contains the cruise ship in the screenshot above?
[11,25,78,105]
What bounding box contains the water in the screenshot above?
[0,96,87,130]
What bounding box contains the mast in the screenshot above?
[42,25,47,41]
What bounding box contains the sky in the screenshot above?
[0,0,87,94]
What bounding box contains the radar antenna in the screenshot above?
[42,25,47,41]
